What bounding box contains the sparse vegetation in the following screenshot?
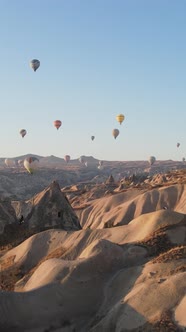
[0,245,68,291]
[137,229,176,257]
[152,245,186,264]
[129,310,183,332]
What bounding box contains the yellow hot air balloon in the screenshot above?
[116,114,125,125]
[112,129,120,139]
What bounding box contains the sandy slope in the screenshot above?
[0,208,185,331]
[78,184,186,228]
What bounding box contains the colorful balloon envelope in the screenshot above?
[54,120,62,130]
[20,129,27,138]
[112,129,120,139]
[30,59,40,72]
[116,114,125,125]
[24,157,39,174]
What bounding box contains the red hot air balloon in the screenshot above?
[54,120,62,130]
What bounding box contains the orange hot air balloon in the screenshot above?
[54,120,62,130]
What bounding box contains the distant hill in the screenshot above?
[39,155,65,165]
[14,153,43,161]
[0,153,43,163]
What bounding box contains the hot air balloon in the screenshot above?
[54,120,62,130]
[79,156,85,164]
[4,158,15,167]
[149,156,156,166]
[177,143,180,148]
[19,129,27,138]
[64,155,70,163]
[112,129,120,139]
[91,136,95,141]
[30,59,40,72]
[24,157,39,174]
[18,159,24,167]
[116,114,125,125]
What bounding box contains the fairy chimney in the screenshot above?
[23,181,81,231]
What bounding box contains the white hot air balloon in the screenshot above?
[148,156,156,166]
[24,157,39,174]
[4,158,15,167]
[18,159,24,167]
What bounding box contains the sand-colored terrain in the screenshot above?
[0,165,186,331]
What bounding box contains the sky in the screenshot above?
[0,0,186,161]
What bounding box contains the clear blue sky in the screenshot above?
[0,0,186,161]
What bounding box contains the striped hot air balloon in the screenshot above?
[116,114,125,125]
